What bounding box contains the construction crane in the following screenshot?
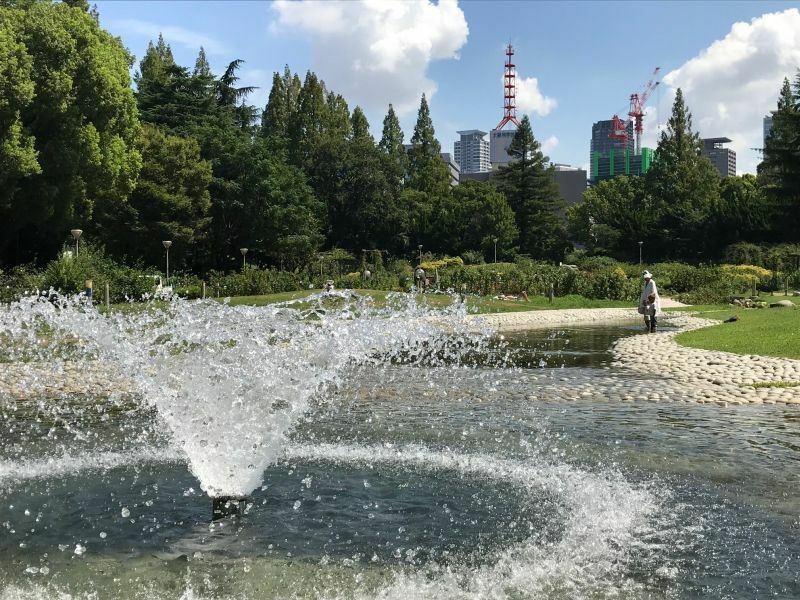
[608,67,661,155]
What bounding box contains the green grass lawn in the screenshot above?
[674,304,800,359]
[221,289,632,314]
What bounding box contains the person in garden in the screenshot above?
[639,270,660,333]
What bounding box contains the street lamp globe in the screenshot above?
[240,247,249,269]
[71,229,83,257]
[162,241,172,288]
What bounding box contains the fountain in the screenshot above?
[1,292,799,598]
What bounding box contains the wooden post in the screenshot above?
[105,283,110,310]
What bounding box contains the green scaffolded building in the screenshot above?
[590,147,655,183]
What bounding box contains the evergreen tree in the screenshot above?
[0,1,141,265]
[646,88,720,258]
[261,71,287,136]
[379,104,404,156]
[761,76,800,240]
[350,106,372,143]
[288,71,327,167]
[193,46,211,77]
[323,91,351,140]
[566,176,649,258]
[407,94,450,196]
[107,124,212,268]
[494,115,569,260]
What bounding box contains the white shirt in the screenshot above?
[640,279,661,313]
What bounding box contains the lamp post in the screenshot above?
[240,247,248,270]
[162,240,172,287]
[638,241,643,265]
[71,229,83,257]
[493,237,498,264]
[418,244,423,265]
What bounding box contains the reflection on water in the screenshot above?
[1,323,799,599]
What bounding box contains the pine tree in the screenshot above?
[351,106,372,143]
[407,94,450,196]
[761,77,800,239]
[646,88,720,257]
[193,46,211,77]
[494,115,569,260]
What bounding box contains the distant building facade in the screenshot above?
[552,164,587,207]
[590,119,634,178]
[490,128,516,169]
[590,148,655,183]
[453,130,490,174]
[701,137,736,178]
[439,153,461,187]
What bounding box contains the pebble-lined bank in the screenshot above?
[612,314,800,406]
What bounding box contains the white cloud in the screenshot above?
[516,75,557,117]
[109,19,229,55]
[541,135,559,154]
[270,0,469,115]
[656,8,800,174]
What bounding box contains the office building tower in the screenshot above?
[701,137,736,178]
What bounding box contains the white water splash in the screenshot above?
[1,293,489,497]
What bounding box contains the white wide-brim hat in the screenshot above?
[643,270,652,279]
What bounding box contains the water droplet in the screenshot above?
[292,500,301,510]
[74,544,86,555]
[121,507,130,518]
[99,532,107,539]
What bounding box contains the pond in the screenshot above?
[0,300,798,599]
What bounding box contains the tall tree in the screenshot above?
[261,71,287,136]
[566,175,649,258]
[288,71,327,167]
[193,46,211,77]
[350,106,372,143]
[323,91,351,141]
[430,180,518,258]
[379,104,404,157]
[760,76,800,240]
[105,124,212,268]
[495,115,569,260]
[645,88,720,258]
[0,1,141,265]
[407,94,450,196]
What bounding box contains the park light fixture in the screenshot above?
[418,244,423,264]
[638,241,643,265]
[162,240,172,287]
[240,247,248,269]
[71,229,83,257]
[493,237,498,264]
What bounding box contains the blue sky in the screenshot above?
[95,0,800,174]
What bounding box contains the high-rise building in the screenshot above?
[489,129,516,169]
[590,119,634,178]
[590,148,655,183]
[701,137,736,178]
[453,130,490,174]
[763,115,773,147]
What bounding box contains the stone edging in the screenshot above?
[612,314,800,406]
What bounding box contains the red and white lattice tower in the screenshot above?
[495,44,521,130]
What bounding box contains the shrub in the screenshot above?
[460,250,485,265]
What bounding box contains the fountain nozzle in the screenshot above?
[212,496,246,520]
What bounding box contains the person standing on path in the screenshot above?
[639,270,660,333]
